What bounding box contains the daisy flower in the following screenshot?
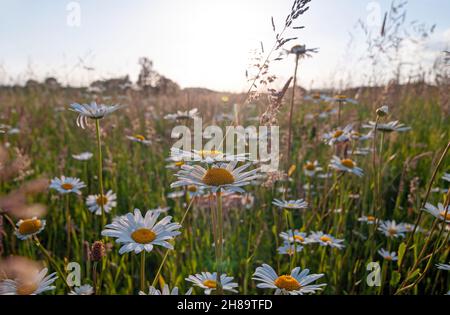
[167,190,185,199]
[253,264,326,295]
[350,130,372,142]
[49,176,86,195]
[69,102,122,129]
[101,208,182,255]
[148,206,171,213]
[303,160,322,177]
[308,231,345,249]
[185,272,238,295]
[358,215,379,225]
[170,161,260,193]
[272,199,308,210]
[139,284,193,295]
[362,120,411,133]
[0,268,57,295]
[304,93,326,103]
[15,217,46,240]
[170,147,248,164]
[8,128,20,135]
[376,105,389,117]
[240,194,255,209]
[277,242,303,255]
[442,173,450,183]
[127,134,151,145]
[403,223,423,233]
[378,220,407,238]
[436,263,450,271]
[86,190,117,215]
[164,108,199,120]
[279,230,309,244]
[68,284,94,295]
[423,202,450,223]
[347,147,373,156]
[378,249,398,261]
[72,152,93,161]
[333,94,358,104]
[329,156,364,177]
[165,158,186,170]
[322,124,353,146]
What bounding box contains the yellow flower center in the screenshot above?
[294,235,305,242]
[18,219,42,235]
[288,164,296,177]
[385,255,392,261]
[203,279,217,288]
[336,94,347,100]
[274,275,301,291]
[388,228,397,235]
[134,134,146,141]
[61,183,74,190]
[131,228,156,244]
[202,168,235,186]
[17,282,38,295]
[333,130,344,138]
[439,211,450,220]
[199,150,222,158]
[175,161,184,167]
[341,159,355,168]
[320,235,332,243]
[96,195,108,206]
[304,162,315,171]
[312,93,321,100]
[187,185,198,192]
[367,216,376,222]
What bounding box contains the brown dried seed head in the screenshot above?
[90,241,106,262]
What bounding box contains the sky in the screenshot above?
[0,0,449,91]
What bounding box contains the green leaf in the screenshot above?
[406,268,421,281]
[397,242,406,268]
[390,271,401,286]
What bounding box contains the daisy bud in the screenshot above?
[90,241,106,262]
[376,105,389,117]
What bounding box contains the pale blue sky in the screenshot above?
[1,0,449,91]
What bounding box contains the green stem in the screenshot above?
[65,195,71,259]
[95,119,106,228]
[216,191,224,294]
[140,251,146,292]
[151,198,195,287]
[34,236,71,290]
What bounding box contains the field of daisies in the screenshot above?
[0,80,449,296]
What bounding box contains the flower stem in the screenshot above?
[151,198,195,287]
[95,119,106,228]
[140,251,146,292]
[286,54,300,166]
[65,194,71,259]
[215,191,224,295]
[33,236,71,290]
